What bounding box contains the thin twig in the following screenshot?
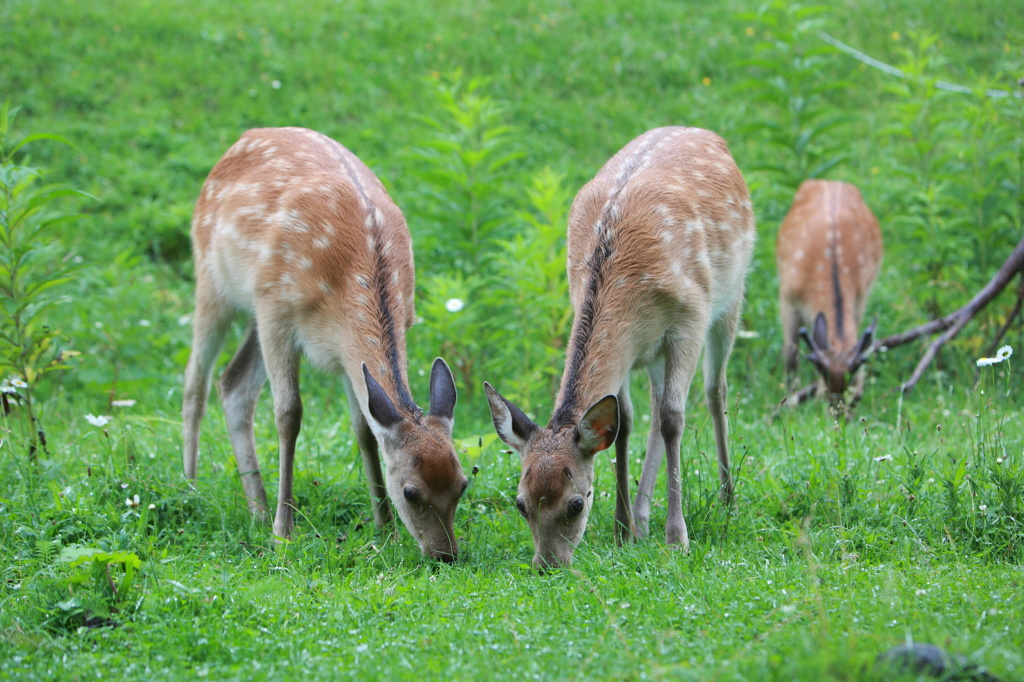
[818,31,1024,99]
[985,272,1024,355]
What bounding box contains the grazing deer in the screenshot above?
[776,179,883,408]
[181,127,468,561]
[485,127,755,569]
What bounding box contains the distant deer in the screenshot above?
[485,127,755,569]
[776,179,883,408]
[181,127,468,561]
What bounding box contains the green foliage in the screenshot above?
[735,2,855,199]
[1,1,1023,679]
[0,102,89,461]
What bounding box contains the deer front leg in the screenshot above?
[613,382,635,545]
[345,377,393,528]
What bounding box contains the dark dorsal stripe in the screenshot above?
[550,149,648,428]
[828,185,845,342]
[339,153,418,417]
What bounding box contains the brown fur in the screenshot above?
[182,128,466,560]
[777,179,883,404]
[487,127,755,569]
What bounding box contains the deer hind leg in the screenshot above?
[662,315,707,550]
[780,297,802,392]
[632,361,665,540]
[704,298,742,507]
[256,316,303,540]
[613,381,635,545]
[182,287,233,482]
[344,377,394,528]
[218,324,270,519]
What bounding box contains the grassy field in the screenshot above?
[1,0,1023,679]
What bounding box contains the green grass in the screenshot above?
[1,0,1023,679]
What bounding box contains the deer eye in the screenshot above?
[567,496,585,518]
[515,497,528,519]
[403,486,420,503]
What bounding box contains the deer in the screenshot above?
[181,127,468,562]
[776,179,883,409]
[484,127,756,570]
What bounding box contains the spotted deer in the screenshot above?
[181,127,468,561]
[776,179,883,408]
[485,127,755,569]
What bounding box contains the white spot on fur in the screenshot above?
[355,274,371,289]
[298,257,313,270]
[313,235,331,249]
[318,281,332,294]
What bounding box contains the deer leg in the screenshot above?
[218,324,270,519]
[704,298,742,506]
[662,317,705,550]
[182,288,233,482]
[780,298,802,391]
[632,361,665,539]
[613,381,635,545]
[344,377,393,528]
[256,316,303,540]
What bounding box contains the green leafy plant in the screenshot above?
[0,102,90,461]
[50,546,142,631]
[735,1,855,202]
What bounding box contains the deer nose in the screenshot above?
[434,551,457,564]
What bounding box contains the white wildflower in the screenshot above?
[0,381,16,394]
[271,80,282,89]
[10,377,27,389]
[873,454,893,462]
[111,399,137,408]
[979,504,988,511]
[977,345,1013,367]
[445,298,464,313]
[126,494,140,508]
[148,503,156,511]
[85,414,112,427]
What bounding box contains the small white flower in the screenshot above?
[126,494,140,508]
[138,319,151,327]
[271,80,282,89]
[873,454,893,462]
[111,399,137,408]
[148,503,156,511]
[85,414,112,427]
[10,377,27,389]
[0,381,16,394]
[977,345,1013,367]
[996,458,1004,465]
[979,504,988,511]
[915,589,927,596]
[444,298,464,313]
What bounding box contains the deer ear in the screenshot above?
[428,357,457,423]
[484,382,538,455]
[575,395,619,458]
[363,363,401,429]
[812,312,830,352]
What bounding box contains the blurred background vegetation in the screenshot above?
[1,0,1021,431]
